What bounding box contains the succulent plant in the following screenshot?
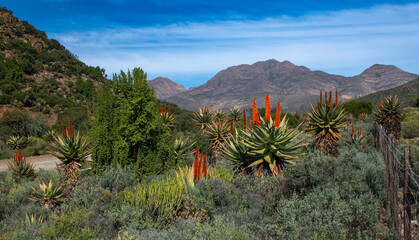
[214,110,226,122]
[346,124,369,149]
[29,180,64,209]
[224,95,307,176]
[7,149,36,180]
[48,117,91,180]
[193,106,213,129]
[173,136,195,165]
[306,90,347,156]
[158,105,175,128]
[175,146,208,188]
[6,136,33,150]
[228,107,242,122]
[373,95,403,139]
[203,119,230,153]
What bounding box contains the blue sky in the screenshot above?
[2,0,419,88]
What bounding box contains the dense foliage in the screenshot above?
[91,68,174,176]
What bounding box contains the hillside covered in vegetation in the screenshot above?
[0,7,106,116]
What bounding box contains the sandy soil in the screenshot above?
[0,154,61,171]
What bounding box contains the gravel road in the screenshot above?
[0,155,61,171]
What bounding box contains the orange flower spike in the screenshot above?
[243,109,246,130]
[168,107,171,114]
[320,90,323,104]
[230,119,234,133]
[265,94,271,122]
[328,91,332,107]
[164,104,167,113]
[380,100,384,108]
[335,90,338,106]
[14,154,18,163]
[359,126,362,135]
[351,124,355,136]
[202,152,208,177]
[252,98,258,124]
[325,91,328,105]
[62,123,67,138]
[194,146,200,179]
[18,149,21,161]
[69,117,73,139]
[274,103,281,127]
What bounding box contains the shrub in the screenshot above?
[273,184,380,239]
[122,174,185,223]
[343,100,373,118]
[401,108,419,139]
[97,165,138,192]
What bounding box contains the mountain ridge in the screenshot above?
[164,59,417,111]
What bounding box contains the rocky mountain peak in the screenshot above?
[148,77,186,100]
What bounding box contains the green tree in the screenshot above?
[343,100,373,118]
[91,68,173,176]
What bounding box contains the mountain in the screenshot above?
[148,77,186,99]
[357,77,419,107]
[0,7,106,117]
[166,59,418,111]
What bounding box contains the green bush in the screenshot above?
[343,100,373,118]
[401,109,419,139]
[96,165,138,192]
[0,110,48,139]
[274,184,380,239]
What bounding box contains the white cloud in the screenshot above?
[51,3,419,88]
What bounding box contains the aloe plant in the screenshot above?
[175,146,208,188]
[228,107,242,122]
[306,90,347,156]
[7,136,33,150]
[48,117,91,180]
[29,180,64,209]
[173,136,195,165]
[224,95,307,176]
[193,106,213,129]
[158,105,175,128]
[373,95,403,139]
[203,120,230,153]
[346,124,369,149]
[7,149,36,180]
[214,110,225,122]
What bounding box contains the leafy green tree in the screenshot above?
[91,68,173,176]
[343,100,373,118]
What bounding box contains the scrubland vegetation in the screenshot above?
[0,67,418,239]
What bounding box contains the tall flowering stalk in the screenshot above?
[306,90,347,156]
[274,103,281,127]
[265,94,271,122]
[48,118,91,181]
[158,104,175,128]
[7,149,36,179]
[252,98,261,125]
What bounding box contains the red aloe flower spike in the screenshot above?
[328,91,332,107]
[194,146,200,180]
[320,90,322,104]
[230,119,234,133]
[158,106,161,114]
[243,109,246,130]
[380,100,384,108]
[359,126,362,135]
[325,91,328,105]
[351,124,355,136]
[335,90,338,106]
[62,123,67,138]
[197,154,202,181]
[252,98,257,124]
[202,152,207,177]
[69,117,73,139]
[168,107,171,114]
[14,154,18,163]
[18,149,21,161]
[274,103,281,127]
[265,94,271,122]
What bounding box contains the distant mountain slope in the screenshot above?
[0,7,106,116]
[148,77,186,99]
[357,77,419,107]
[166,59,418,111]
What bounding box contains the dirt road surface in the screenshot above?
[0,155,61,171]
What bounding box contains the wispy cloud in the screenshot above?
[52,3,419,88]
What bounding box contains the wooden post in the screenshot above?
[404,146,412,240]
